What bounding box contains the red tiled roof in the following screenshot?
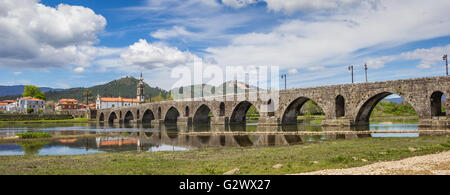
[19,97,44,101]
[59,99,78,102]
[58,99,79,105]
[20,97,44,101]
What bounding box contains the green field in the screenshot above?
[0,136,449,175]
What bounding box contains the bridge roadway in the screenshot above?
[97,76,450,128]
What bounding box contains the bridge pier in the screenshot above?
[257,116,280,126]
[419,117,450,128]
[151,119,163,126]
[177,117,192,126]
[322,118,354,126]
[127,119,138,124]
[211,116,228,125]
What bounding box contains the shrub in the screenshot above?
[26,108,34,114]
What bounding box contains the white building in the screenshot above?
[9,97,46,113]
[95,96,139,110]
[137,72,145,103]
[95,73,145,110]
[6,102,18,112]
[0,103,7,112]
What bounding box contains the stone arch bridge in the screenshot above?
[97,76,450,128]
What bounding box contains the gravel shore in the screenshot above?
[297,151,450,175]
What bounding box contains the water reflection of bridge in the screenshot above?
[84,123,378,150]
[45,122,450,153]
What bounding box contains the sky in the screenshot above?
[0,0,449,90]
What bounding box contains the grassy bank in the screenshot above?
[16,132,52,139]
[0,136,449,175]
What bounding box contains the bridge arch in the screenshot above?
[99,112,105,122]
[142,109,155,124]
[354,91,418,126]
[157,107,162,120]
[165,107,180,124]
[137,110,140,120]
[185,106,190,117]
[230,101,259,124]
[335,95,345,118]
[430,91,446,117]
[193,104,213,124]
[281,97,324,125]
[219,102,225,116]
[108,112,118,124]
[124,111,134,124]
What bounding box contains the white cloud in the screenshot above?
[222,0,379,14]
[401,46,449,69]
[0,0,106,69]
[12,72,22,76]
[73,67,85,73]
[288,68,298,74]
[366,56,395,69]
[120,39,197,69]
[365,44,450,70]
[263,0,377,13]
[221,0,257,8]
[206,0,450,72]
[150,26,195,40]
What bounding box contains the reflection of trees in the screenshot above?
[18,141,51,156]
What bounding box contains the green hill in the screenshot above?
[0,77,169,103]
[170,81,262,99]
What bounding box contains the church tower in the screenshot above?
[137,72,145,103]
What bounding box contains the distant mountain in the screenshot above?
[170,81,261,99]
[0,85,63,97]
[385,97,404,103]
[0,77,169,102]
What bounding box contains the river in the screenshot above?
[0,122,446,156]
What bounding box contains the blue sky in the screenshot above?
[0,0,449,90]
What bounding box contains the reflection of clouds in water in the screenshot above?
[371,133,419,138]
[0,151,24,156]
[370,124,419,137]
[38,146,102,156]
[370,124,419,131]
[147,145,189,152]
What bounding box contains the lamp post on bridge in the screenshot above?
[444,54,448,76]
[348,65,354,84]
[281,73,287,90]
[364,63,368,82]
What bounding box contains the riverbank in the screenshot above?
[0,133,110,144]
[0,136,448,175]
[297,150,450,175]
[0,118,92,124]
